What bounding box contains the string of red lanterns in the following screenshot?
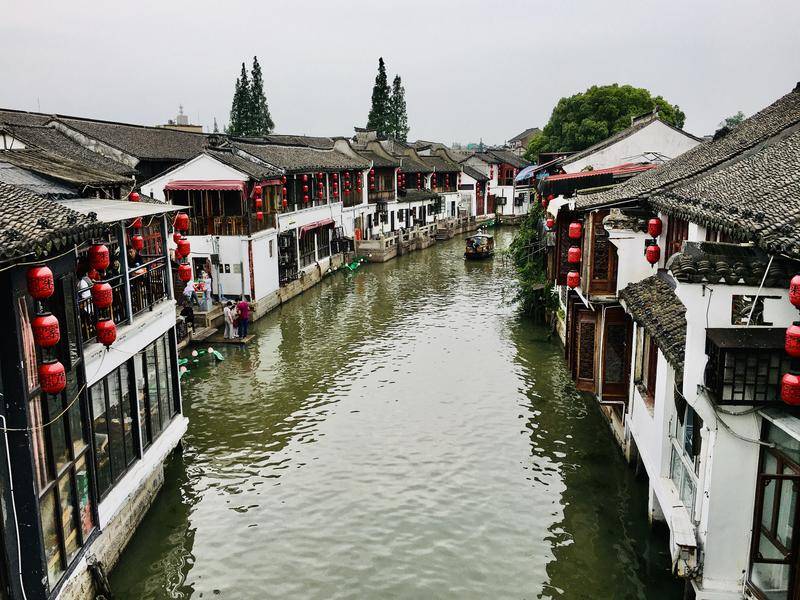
[566,221,582,289]
[781,276,800,404]
[27,264,67,394]
[645,217,662,266]
[173,211,192,284]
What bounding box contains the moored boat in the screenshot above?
[464,232,494,260]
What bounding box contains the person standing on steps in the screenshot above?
[223,301,235,339]
[236,297,250,339]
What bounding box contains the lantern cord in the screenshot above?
[0,239,93,275]
[0,349,107,433]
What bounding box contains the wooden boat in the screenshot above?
[464,233,494,260]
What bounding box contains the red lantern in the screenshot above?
[648,218,663,238]
[333,173,338,181]
[132,217,142,229]
[91,282,113,309]
[31,313,60,348]
[282,198,288,208]
[345,172,351,180]
[782,372,800,405]
[303,185,309,193]
[303,174,309,182]
[646,244,661,265]
[317,172,324,179]
[129,191,140,202]
[39,360,66,395]
[131,235,144,251]
[96,318,116,347]
[27,265,55,300]
[280,175,287,184]
[174,212,190,231]
[333,191,339,199]
[547,194,555,201]
[369,169,375,175]
[89,244,110,271]
[254,185,263,196]
[178,263,192,282]
[282,187,287,197]
[545,218,555,229]
[88,269,100,282]
[304,195,309,203]
[369,184,376,191]
[177,237,190,258]
[567,271,580,289]
[568,222,582,240]
[255,197,263,210]
[787,323,800,358]
[256,211,264,221]
[568,246,582,264]
[173,232,182,244]
[789,275,800,309]
[541,197,548,209]
[318,182,323,189]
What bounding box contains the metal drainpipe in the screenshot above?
[159,214,174,301]
[119,222,134,320]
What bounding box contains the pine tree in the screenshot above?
[388,75,409,141]
[249,56,274,136]
[366,57,391,137]
[226,63,250,136]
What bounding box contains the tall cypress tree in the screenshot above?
[388,75,409,141]
[249,56,274,136]
[227,63,250,136]
[366,57,391,137]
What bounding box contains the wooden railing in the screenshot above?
[129,257,169,317]
[368,189,395,203]
[188,214,276,236]
[77,272,129,344]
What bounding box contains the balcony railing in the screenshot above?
[77,272,129,344]
[188,214,276,236]
[130,257,169,317]
[368,189,395,203]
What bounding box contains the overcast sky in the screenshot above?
[2,0,798,145]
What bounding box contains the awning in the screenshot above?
[299,218,335,236]
[57,198,186,223]
[164,180,246,192]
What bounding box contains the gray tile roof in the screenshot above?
[56,117,209,161]
[0,161,78,197]
[619,274,687,371]
[0,148,132,189]
[398,189,440,202]
[206,149,282,179]
[509,127,541,143]
[235,142,369,172]
[1,124,135,176]
[353,148,399,168]
[461,165,488,181]
[575,84,800,211]
[649,128,800,256]
[473,149,531,170]
[668,241,793,287]
[420,155,460,173]
[0,181,107,264]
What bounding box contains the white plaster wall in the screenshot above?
[278,202,343,233]
[608,228,659,292]
[250,230,280,301]
[143,154,248,201]
[563,120,701,172]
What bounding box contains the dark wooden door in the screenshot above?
[602,306,633,400]
[589,210,618,295]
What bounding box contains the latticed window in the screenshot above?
[705,329,790,405]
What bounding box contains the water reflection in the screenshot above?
[111,229,681,599]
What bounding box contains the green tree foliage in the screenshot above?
[227,63,251,137]
[367,57,391,137]
[227,57,274,137]
[524,84,686,161]
[509,205,557,317]
[719,111,745,129]
[249,56,274,136]
[388,75,409,141]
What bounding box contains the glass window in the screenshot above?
[40,490,64,585]
[91,381,112,496]
[135,353,150,448]
[57,474,79,563]
[46,393,69,475]
[146,344,162,438]
[29,395,51,493]
[119,362,136,464]
[74,455,93,540]
[157,338,171,430]
[107,372,126,480]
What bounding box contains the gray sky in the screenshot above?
[2,0,799,145]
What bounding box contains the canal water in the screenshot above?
[111,229,682,600]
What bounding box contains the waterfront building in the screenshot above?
[460,149,531,221]
[506,126,541,155]
[458,165,489,217]
[0,180,186,600]
[541,83,800,599]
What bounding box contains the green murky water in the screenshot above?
[111,230,682,599]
